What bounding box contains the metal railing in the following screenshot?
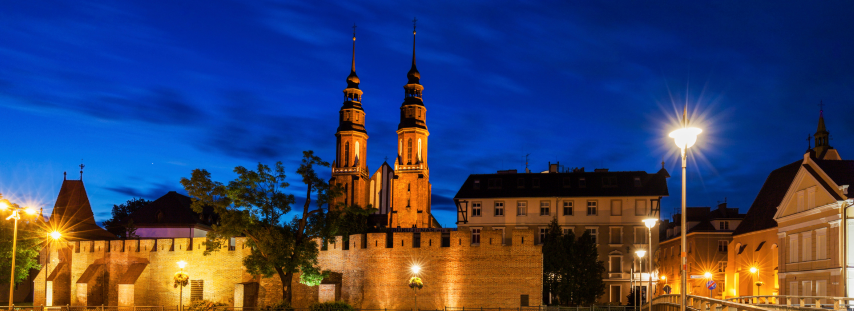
[725,295,854,310]
[648,294,770,311]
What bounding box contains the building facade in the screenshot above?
[658,203,745,299]
[454,164,669,304]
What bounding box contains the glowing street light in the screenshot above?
[1,199,40,309]
[411,264,421,275]
[669,106,702,311]
[750,267,759,296]
[643,218,657,302]
[704,272,712,279]
[45,230,62,306]
[408,264,424,311]
[175,261,189,311]
[636,249,647,308]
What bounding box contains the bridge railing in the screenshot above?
[725,295,854,310]
[648,294,770,311]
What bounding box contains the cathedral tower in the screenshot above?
[812,104,841,160]
[391,21,433,228]
[331,26,370,210]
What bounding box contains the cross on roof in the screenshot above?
[413,17,417,32]
[819,100,825,111]
[807,134,812,149]
[352,23,356,36]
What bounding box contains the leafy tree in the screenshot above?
[0,195,43,288]
[181,150,358,304]
[542,217,606,306]
[103,197,150,238]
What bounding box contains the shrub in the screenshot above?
[185,300,227,311]
[268,300,294,311]
[309,301,354,311]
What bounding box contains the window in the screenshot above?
[579,177,586,187]
[718,240,728,252]
[789,282,798,296]
[191,280,204,301]
[610,285,622,303]
[755,241,765,251]
[789,235,799,263]
[563,201,573,215]
[737,244,747,254]
[719,221,729,230]
[520,295,529,307]
[344,142,350,166]
[563,177,572,188]
[634,176,642,187]
[471,202,482,217]
[611,200,622,216]
[494,227,506,245]
[587,201,598,215]
[563,228,574,236]
[517,201,527,216]
[407,139,412,164]
[488,178,502,189]
[817,229,827,259]
[603,177,617,187]
[586,228,598,244]
[803,232,812,261]
[635,200,647,216]
[471,228,481,244]
[532,178,540,188]
[610,256,622,273]
[517,178,524,188]
[610,227,622,244]
[802,281,812,298]
[816,280,827,299]
[634,227,646,244]
[540,201,550,216]
[718,261,727,273]
[494,202,505,216]
[539,228,547,244]
[473,179,480,190]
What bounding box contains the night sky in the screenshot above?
[2,1,854,228]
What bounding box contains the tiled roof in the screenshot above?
[50,180,116,240]
[128,191,216,227]
[453,169,669,199]
[732,159,802,236]
[813,159,854,189]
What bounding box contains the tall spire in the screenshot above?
[814,101,831,156]
[407,17,420,84]
[817,100,826,133]
[346,23,360,89]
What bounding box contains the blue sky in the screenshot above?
[1,1,853,228]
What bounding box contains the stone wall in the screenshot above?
[32,230,542,308]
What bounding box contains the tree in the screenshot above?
[180,150,356,304]
[0,195,43,288]
[542,217,606,306]
[103,197,150,238]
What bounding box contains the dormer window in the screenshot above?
[634,177,642,187]
[532,178,540,188]
[579,177,586,188]
[473,179,480,190]
[156,210,164,223]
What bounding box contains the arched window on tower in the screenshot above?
[344,142,350,167]
[406,138,412,164]
[417,139,422,163]
[355,141,360,166]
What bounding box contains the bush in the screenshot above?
[185,300,228,311]
[309,301,354,311]
[268,300,294,311]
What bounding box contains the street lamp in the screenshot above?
[704,272,713,298]
[1,200,37,309]
[408,264,423,311]
[45,230,62,306]
[175,261,189,311]
[669,106,702,311]
[643,218,657,302]
[749,267,758,297]
[636,249,647,308]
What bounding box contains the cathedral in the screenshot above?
[329,24,440,229]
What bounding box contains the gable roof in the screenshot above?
[813,159,854,189]
[50,180,116,240]
[453,169,669,199]
[128,191,216,227]
[732,159,802,236]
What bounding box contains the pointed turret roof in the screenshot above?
[407,18,420,85]
[50,179,116,240]
[346,24,360,89]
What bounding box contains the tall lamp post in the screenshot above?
[704,272,713,298]
[409,265,423,311]
[636,249,647,309]
[749,267,758,297]
[175,261,188,311]
[1,200,38,309]
[643,218,658,303]
[45,231,62,306]
[669,106,702,311]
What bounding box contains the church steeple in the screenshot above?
[346,24,360,89]
[814,103,831,156]
[407,18,420,85]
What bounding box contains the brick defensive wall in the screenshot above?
[33,229,542,309]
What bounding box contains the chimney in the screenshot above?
[548,161,559,173]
